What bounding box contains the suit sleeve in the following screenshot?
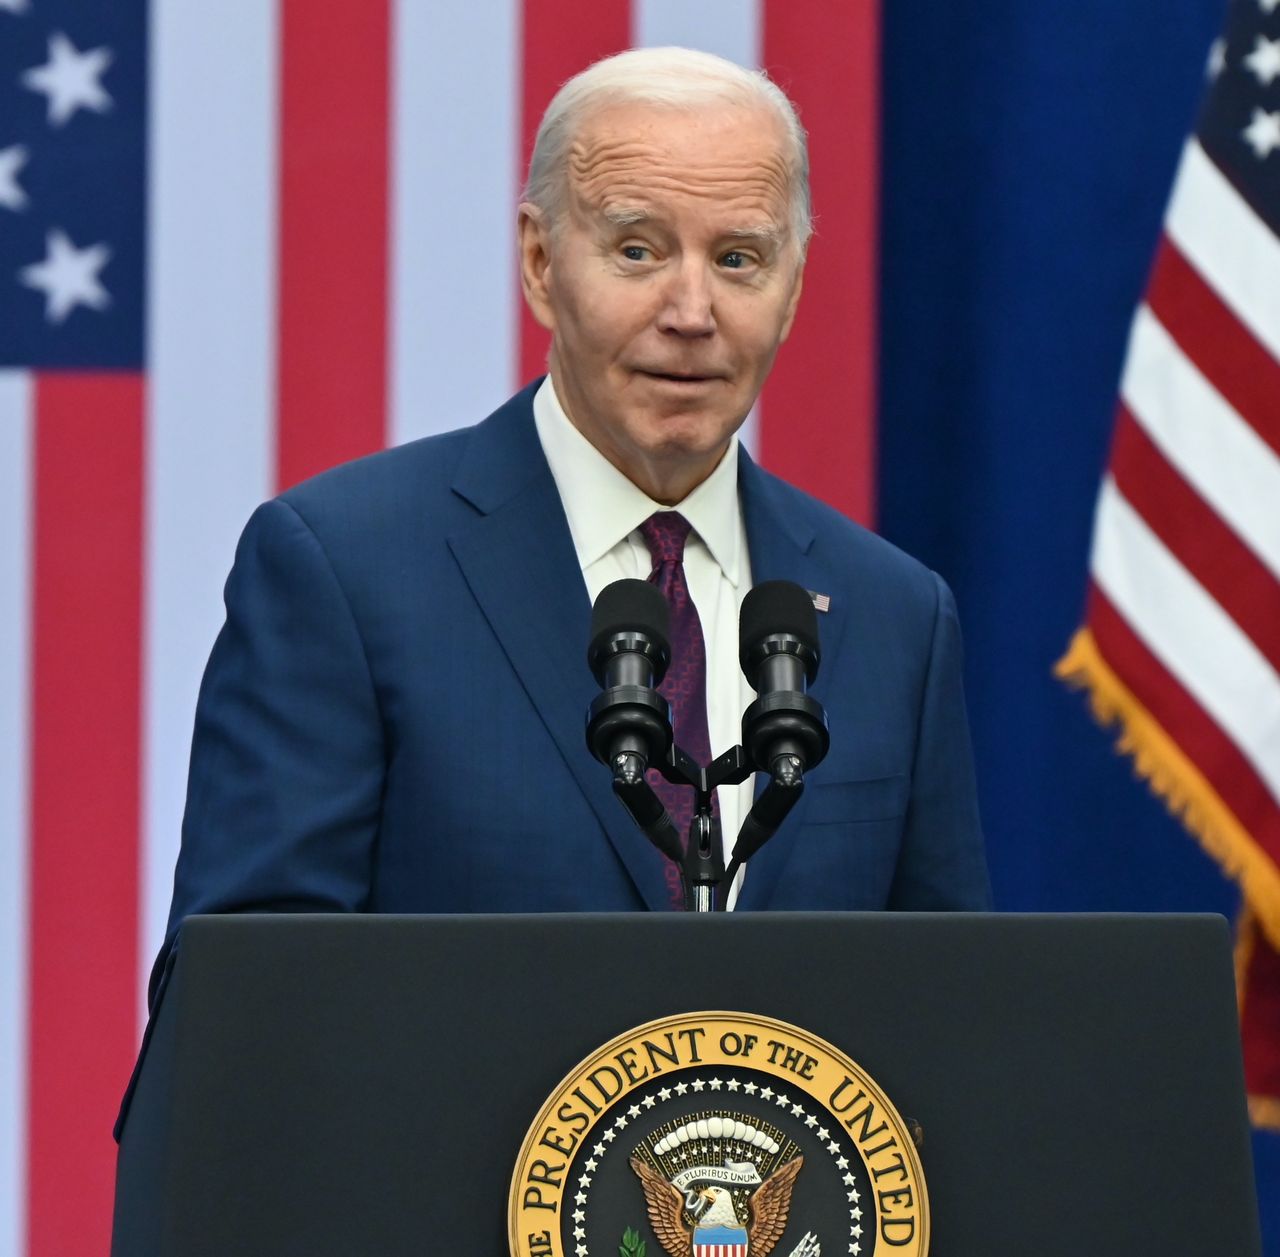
[151,497,385,1006]
[887,571,993,910]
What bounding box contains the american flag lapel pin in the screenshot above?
[808,590,831,613]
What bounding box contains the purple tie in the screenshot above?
[639,512,717,909]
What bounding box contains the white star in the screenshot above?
[1207,37,1227,80]
[803,1114,818,1128]
[591,1142,605,1158]
[774,1093,790,1107]
[628,1104,641,1118]
[603,1128,618,1142]
[22,32,114,127]
[691,1079,706,1092]
[0,145,29,211]
[674,1081,688,1096]
[726,1079,741,1092]
[759,1087,773,1101]
[573,1209,585,1223]
[817,1127,830,1140]
[642,1094,657,1109]
[575,1191,587,1205]
[743,1082,758,1095]
[1243,108,1280,158]
[836,1157,849,1170]
[790,1104,804,1116]
[708,1078,723,1090]
[658,1087,671,1101]
[827,1141,841,1155]
[1245,35,1280,86]
[584,1158,598,1172]
[20,228,111,323]
[842,1173,856,1186]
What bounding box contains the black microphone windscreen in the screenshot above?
[590,579,671,656]
[739,581,820,669]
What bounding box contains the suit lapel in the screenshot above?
[445,388,671,911]
[734,452,852,910]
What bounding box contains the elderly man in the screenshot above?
[154,47,990,1002]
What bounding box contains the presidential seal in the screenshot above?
[509,1012,927,1257]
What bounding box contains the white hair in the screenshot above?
[523,46,812,250]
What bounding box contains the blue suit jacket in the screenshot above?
[158,382,990,1000]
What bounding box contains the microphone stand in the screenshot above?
[608,743,812,912]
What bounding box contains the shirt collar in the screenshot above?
[533,375,744,585]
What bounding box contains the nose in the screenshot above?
[657,258,715,337]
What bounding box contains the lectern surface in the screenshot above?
[113,912,1260,1256]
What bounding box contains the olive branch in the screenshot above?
[619,1225,647,1257]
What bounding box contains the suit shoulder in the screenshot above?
[754,466,945,604]
[273,382,541,540]
[278,425,470,522]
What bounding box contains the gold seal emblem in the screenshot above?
[510,1011,927,1257]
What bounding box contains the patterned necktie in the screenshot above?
[639,512,717,909]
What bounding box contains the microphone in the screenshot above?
[586,579,673,778]
[739,581,830,778]
[586,579,683,866]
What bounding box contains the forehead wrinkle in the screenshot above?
[580,169,790,226]
[568,130,792,222]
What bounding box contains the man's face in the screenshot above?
[519,100,805,504]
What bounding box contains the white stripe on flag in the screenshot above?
[1120,304,1280,581]
[1091,476,1280,804]
[142,0,279,1008]
[632,0,761,67]
[0,371,32,1257]
[1166,138,1280,366]
[631,0,763,455]
[388,0,520,445]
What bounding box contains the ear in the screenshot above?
[518,204,556,332]
[778,257,805,343]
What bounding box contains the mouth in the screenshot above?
[636,369,723,385]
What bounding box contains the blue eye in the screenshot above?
[721,251,748,269]
[622,245,647,261]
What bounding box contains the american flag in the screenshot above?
[0,0,878,1251]
[1058,0,1280,1128]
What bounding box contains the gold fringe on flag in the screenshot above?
[1057,627,1280,1130]
[1249,1095,1280,1130]
[1235,909,1280,1132]
[1055,628,1280,951]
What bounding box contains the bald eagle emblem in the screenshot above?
[630,1114,809,1257]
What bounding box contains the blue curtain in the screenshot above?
[878,0,1278,1246]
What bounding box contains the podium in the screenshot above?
[112,912,1261,1256]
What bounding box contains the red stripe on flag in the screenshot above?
[761,0,879,525]
[1110,405,1280,674]
[1088,584,1280,858]
[27,375,143,1257]
[277,0,390,490]
[517,0,631,389]
[1146,235,1280,459]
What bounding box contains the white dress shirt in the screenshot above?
[533,376,755,906]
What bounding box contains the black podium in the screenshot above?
[112,912,1261,1256]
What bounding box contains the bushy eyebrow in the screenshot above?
[600,205,786,247]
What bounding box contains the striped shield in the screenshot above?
[692,1225,749,1257]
